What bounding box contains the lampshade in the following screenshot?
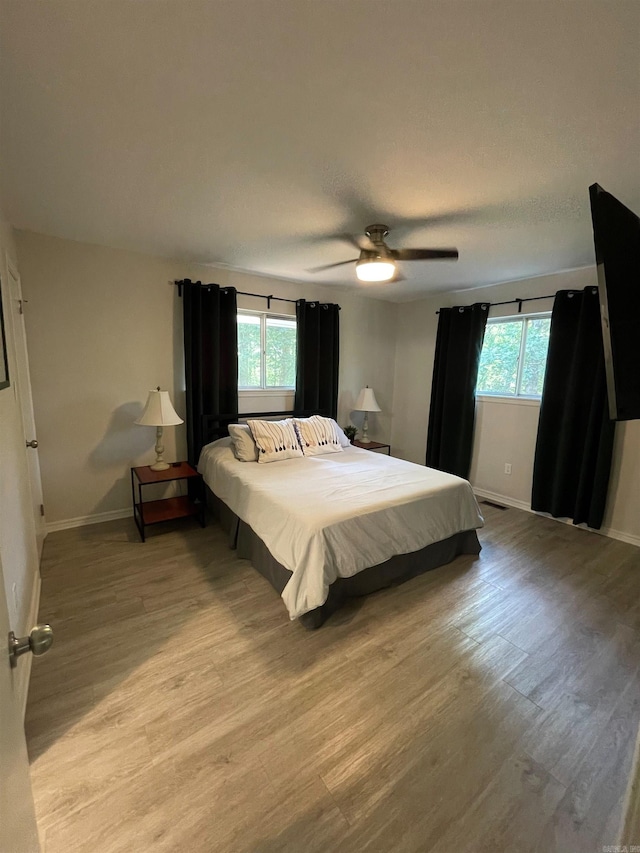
[354,386,381,412]
[135,389,183,426]
[355,257,396,282]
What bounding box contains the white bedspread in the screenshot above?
[198,441,484,619]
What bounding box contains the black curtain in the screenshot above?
[426,303,488,478]
[182,279,238,465]
[294,300,340,419]
[531,287,615,529]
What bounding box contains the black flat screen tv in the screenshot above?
[589,183,640,421]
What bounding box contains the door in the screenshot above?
[7,261,45,558]
[0,550,40,852]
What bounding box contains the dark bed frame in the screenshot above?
[200,410,482,629]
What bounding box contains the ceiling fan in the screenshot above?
[310,224,459,282]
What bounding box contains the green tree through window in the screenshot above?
[238,315,261,387]
[238,312,296,389]
[265,317,296,387]
[476,315,551,398]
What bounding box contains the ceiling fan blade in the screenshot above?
[337,233,372,252]
[392,248,459,261]
[307,258,358,273]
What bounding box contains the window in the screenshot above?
[476,314,551,398]
[237,311,297,390]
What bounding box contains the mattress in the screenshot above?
[198,440,484,619]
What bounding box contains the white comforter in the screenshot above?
[198,441,484,619]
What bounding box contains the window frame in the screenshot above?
[476,311,551,401]
[237,309,297,392]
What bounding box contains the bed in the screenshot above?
[197,422,483,628]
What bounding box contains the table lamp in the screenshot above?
[135,387,183,471]
[354,386,381,444]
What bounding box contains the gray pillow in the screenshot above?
[330,419,351,448]
[228,423,259,462]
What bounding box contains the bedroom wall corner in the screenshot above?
[390,292,447,465]
[15,231,186,526]
[389,267,640,546]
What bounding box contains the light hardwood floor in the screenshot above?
[25,505,640,852]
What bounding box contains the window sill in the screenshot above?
[239,389,295,397]
[476,395,541,407]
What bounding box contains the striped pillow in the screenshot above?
[294,415,344,457]
[247,418,304,464]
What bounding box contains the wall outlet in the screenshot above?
[504,463,512,475]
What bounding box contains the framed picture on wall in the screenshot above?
[0,276,10,391]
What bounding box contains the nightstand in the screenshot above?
[352,440,391,455]
[131,462,206,542]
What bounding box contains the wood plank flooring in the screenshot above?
[25,506,640,852]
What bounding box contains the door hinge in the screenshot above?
[40,504,45,517]
[18,299,29,315]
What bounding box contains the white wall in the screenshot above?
[392,267,640,545]
[469,398,542,506]
[15,230,397,526]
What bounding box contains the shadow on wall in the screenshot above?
[88,402,182,517]
[88,401,148,468]
[349,410,365,433]
[338,389,358,432]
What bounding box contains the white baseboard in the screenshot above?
[600,525,640,548]
[46,508,131,533]
[473,488,531,513]
[473,487,640,549]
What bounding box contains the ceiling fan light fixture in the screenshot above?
[355,257,396,282]
[310,223,458,281]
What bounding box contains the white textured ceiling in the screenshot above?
[1,1,639,302]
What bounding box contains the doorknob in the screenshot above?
[8,624,53,668]
[26,439,38,448]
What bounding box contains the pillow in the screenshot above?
[247,418,304,463]
[331,419,351,448]
[228,423,259,462]
[294,415,344,457]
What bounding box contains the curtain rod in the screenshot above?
[174,280,340,310]
[435,292,557,315]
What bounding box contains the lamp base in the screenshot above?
[361,411,371,443]
[150,426,170,471]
